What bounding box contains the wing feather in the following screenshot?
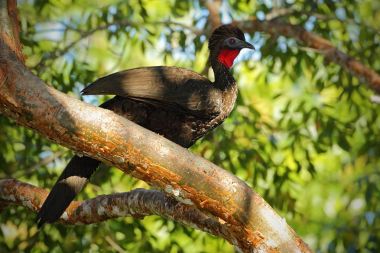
[82,66,222,116]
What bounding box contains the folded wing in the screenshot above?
[82,66,222,117]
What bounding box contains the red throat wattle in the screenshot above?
[217,49,240,68]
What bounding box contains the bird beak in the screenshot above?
[238,40,254,50]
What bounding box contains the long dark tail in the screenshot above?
[36,155,100,227]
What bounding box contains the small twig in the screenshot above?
[34,19,205,72]
[265,8,296,21]
[34,19,135,72]
[236,18,380,93]
[14,150,65,177]
[157,20,204,36]
[105,236,126,253]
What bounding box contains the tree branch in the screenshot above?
[0,178,240,245]
[35,19,136,72]
[0,38,311,253]
[30,2,380,94]
[0,2,313,252]
[236,18,380,93]
[200,0,223,76]
[205,0,222,30]
[0,0,23,62]
[14,150,65,178]
[35,20,203,72]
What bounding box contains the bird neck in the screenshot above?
[211,61,236,90]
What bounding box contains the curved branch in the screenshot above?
[0,40,311,252]
[0,179,238,244]
[236,19,380,93]
[30,2,380,94]
[0,0,23,62]
[0,2,311,252]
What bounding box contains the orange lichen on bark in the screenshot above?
[0,2,312,251]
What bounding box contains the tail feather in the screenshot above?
[36,155,100,227]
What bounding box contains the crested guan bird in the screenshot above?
[36,24,253,227]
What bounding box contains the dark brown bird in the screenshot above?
[36,24,253,227]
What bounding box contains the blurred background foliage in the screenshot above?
[1,0,380,252]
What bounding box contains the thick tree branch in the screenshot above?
[0,2,313,252]
[0,0,23,62]
[236,18,380,93]
[0,39,311,253]
[0,179,239,245]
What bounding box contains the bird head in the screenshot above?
[209,24,254,69]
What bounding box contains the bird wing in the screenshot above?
[82,66,222,117]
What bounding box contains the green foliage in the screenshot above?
[1,0,380,252]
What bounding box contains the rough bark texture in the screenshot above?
[0,179,239,245]
[0,1,315,252]
[0,0,23,62]
[236,18,380,93]
[1,0,378,251]
[0,40,311,252]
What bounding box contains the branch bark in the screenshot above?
[0,39,311,252]
[0,178,239,245]
[236,18,380,93]
[0,0,23,62]
[0,2,313,252]
[28,0,380,93]
[205,0,222,30]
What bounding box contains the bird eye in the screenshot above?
[229,38,236,44]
